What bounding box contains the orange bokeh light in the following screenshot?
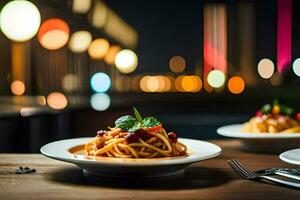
[146,76,160,92]
[175,75,185,92]
[38,18,70,50]
[47,92,68,110]
[104,45,121,65]
[228,76,245,94]
[161,76,171,92]
[139,76,150,92]
[179,75,202,92]
[11,80,25,96]
[139,75,173,92]
[88,38,110,59]
[181,76,194,92]
[190,75,202,92]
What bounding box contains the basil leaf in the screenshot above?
[281,105,294,116]
[143,117,161,127]
[127,122,142,132]
[115,115,138,131]
[133,107,143,123]
[261,104,271,114]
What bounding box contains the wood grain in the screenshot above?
[0,140,299,200]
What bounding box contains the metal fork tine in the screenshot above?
[231,160,256,179]
[233,160,255,179]
[228,160,250,179]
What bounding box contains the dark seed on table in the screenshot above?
[16,167,36,174]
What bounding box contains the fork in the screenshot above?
[228,159,300,189]
[255,168,300,181]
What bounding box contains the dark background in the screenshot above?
[0,0,299,153]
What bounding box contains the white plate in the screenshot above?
[280,149,300,165]
[217,124,300,138]
[217,124,300,153]
[41,137,221,178]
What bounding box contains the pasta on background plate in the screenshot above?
[243,100,300,133]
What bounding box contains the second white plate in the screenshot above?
[280,149,300,165]
[217,124,300,138]
[217,124,300,153]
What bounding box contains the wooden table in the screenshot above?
[1,140,299,200]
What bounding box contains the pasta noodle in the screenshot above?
[85,127,187,158]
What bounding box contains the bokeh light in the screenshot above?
[36,96,46,106]
[10,80,25,96]
[104,45,121,65]
[169,56,186,73]
[181,76,194,92]
[115,49,138,74]
[191,75,202,92]
[20,107,36,117]
[155,76,166,92]
[147,76,160,92]
[176,75,202,92]
[207,70,225,88]
[228,76,245,94]
[72,0,91,14]
[175,75,185,92]
[47,92,68,110]
[62,74,79,92]
[0,0,41,42]
[292,58,300,77]
[89,1,107,28]
[161,76,172,92]
[90,72,111,93]
[68,31,92,53]
[139,76,150,92]
[139,76,173,92]
[257,58,274,79]
[90,93,110,111]
[38,18,70,50]
[88,38,110,59]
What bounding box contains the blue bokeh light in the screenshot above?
[90,72,111,92]
[90,93,111,111]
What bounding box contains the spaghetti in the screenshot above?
[85,127,187,158]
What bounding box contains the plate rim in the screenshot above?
[40,137,222,167]
[217,124,300,139]
[279,149,300,165]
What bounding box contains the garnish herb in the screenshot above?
[133,107,143,123]
[261,104,271,114]
[260,100,295,116]
[115,115,139,131]
[115,108,161,132]
[143,117,161,127]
